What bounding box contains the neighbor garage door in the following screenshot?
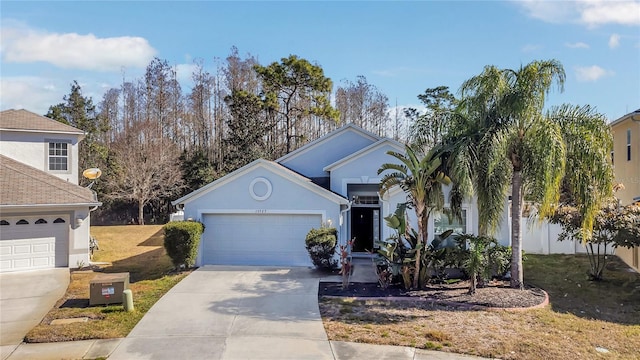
[0,215,69,272]
[201,213,321,266]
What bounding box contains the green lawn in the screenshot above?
[25,225,190,342]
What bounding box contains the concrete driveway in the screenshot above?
[109,266,333,360]
[0,268,69,355]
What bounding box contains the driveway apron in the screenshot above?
[109,266,333,360]
[0,269,69,346]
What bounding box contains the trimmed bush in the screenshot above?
[163,221,204,269]
[305,227,338,270]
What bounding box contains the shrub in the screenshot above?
[163,221,204,269]
[305,226,338,270]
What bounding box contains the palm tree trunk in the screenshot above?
[414,215,423,289]
[414,202,427,289]
[510,170,524,289]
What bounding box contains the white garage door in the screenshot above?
[0,215,69,272]
[201,213,321,266]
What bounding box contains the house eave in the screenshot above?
[276,123,381,164]
[0,127,86,138]
[172,159,349,207]
[172,159,266,205]
[609,109,640,127]
[323,138,406,172]
[0,202,102,209]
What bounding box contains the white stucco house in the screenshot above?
[174,122,606,267]
[173,124,489,267]
[0,109,101,272]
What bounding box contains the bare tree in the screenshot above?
[187,59,214,149]
[107,120,183,225]
[335,75,390,136]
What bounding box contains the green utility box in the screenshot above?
[89,272,130,305]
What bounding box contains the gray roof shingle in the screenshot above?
[0,155,100,207]
[0,109,85,135]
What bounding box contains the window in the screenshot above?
[0,220,9,226]
[49,142,69,171]
[53,218,66,223]
[434,209,467,247]
[627,129,632,161]
[16,219,29,225]
[35,219,48,224]
[352,195,379,205]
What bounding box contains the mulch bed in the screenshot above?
[319,280,547,309]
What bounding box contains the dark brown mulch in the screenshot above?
[319,280,547,308]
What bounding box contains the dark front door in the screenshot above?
[351,207,376,252]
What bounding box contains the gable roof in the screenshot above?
[0,109,85,136]
[609,108,640,127]
[173,158,349,206]
[323,138,406,172]
[276,123,381,164]
[0,155,100,208]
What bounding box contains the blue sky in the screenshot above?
[1,1,639,121]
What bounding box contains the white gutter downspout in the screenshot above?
[340,201,352,247]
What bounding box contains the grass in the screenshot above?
[25,225,190,342]
[320,254,640,360]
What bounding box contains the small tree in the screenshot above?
[163,221,204,270]
[305,226,338,271]
[550,198,640,280]
[376,204,453,289]
[455,234,510,295]
[378,146,451,289]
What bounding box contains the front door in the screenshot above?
[350,207,380,252]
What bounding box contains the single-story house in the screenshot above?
[0,109,101,272]
[173,124,487,267]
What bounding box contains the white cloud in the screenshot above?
[609,33,621,48]
[1,22,157,71]
[372,69,400,77]
[174,63,197,85]
[522,44,542,53]
[0,76,63,114]
[565,42,590,49]
[517,0,640,27]
[580,1,640,27]
[575,65,614,82]
[517,1,576,24]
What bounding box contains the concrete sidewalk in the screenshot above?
[2,338,485,360]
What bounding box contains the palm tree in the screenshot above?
[454,59,567,289]
[548,104,614,239]
[378,145,451,289]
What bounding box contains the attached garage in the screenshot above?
[201,213,322,266]
[0,215,69,272]
[173,159,349,268]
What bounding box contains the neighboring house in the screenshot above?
[0,109,101,272]
[174,124,484,267]
[521,109,640,258]
[610,109,640,272]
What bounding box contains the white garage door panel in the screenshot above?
[0,215,68,272]
[0,238,56,271]
[202,214,321,266]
